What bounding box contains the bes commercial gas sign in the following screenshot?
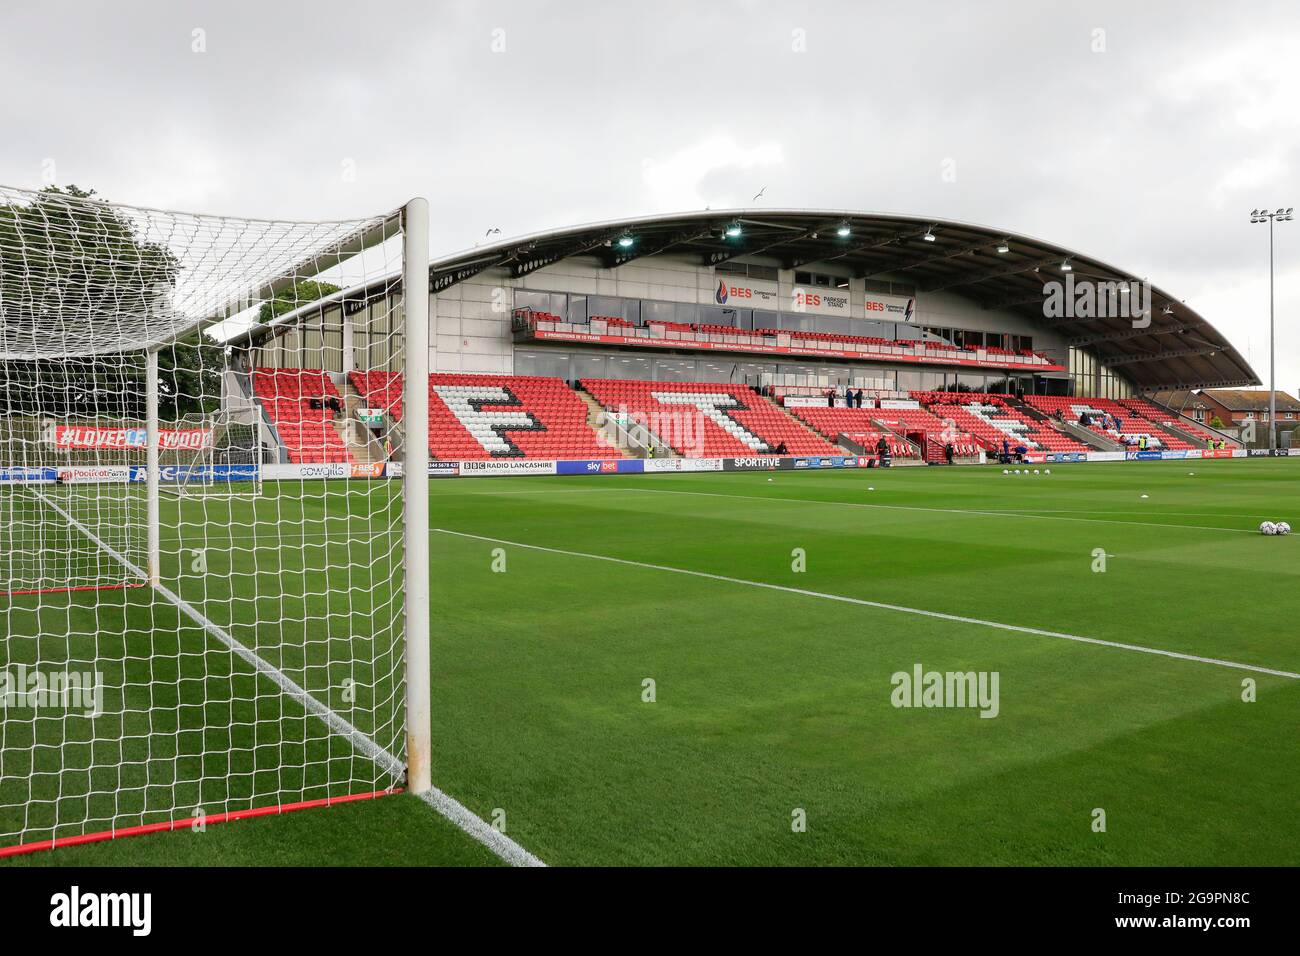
[706,275,778,308]
[49,425,213,451]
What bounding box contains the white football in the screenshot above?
[1044,469,1051,474]
[1013,469,1020,474]
[1002,469,1009,474]
[1260,521,1278,536]
[1278,521,1292,535]
[1033,469,1040,474]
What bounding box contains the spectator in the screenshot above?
[827,390,835,407]
[855,388,865,408]
[774,441,788,455]
[1001,438,1010,463]
[876,435,892,467]
[1114,414,1123,431]
[944,442,955,465]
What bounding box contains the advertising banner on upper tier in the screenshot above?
[863,292,918,324]
[704,275,779,309]
[788,286,852,317]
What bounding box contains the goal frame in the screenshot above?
[0,190,433,851]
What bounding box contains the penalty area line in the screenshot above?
[434,527,1300,681]
[32,491,545,868]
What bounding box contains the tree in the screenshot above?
[257,280,341,324]
[1209,415,1225,428]
[0,185,220,420]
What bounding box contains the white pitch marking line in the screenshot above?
[435,527,1300,681]
[35,491,545,868]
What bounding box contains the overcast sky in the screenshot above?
[2,0,1297,391]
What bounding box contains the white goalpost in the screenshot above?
[0,185,432,855]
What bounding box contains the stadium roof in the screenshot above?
[251,209,1262,392]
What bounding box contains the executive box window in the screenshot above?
[699,360,738,382]
[642,300,697,325]
[794,270,850,290]
[607,355,653,380]
[516,290,567,316]
[654,359,697,382]
[514,349,571,380]
[716,262,779,282]
[589,295,637,323]
[568,294,588,324]
[863,279,917,297]
[697,306,749,329]
[572,353,608,381]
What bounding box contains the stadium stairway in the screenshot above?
[338,376,388,465]
[573,388,642,457]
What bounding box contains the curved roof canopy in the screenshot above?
[243,209,1257,392]
[424,209,1257,391]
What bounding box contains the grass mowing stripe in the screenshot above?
[434,527,1300,681]
[568,486,1263,534]
[33,490,547,868]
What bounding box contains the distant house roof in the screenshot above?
[1151,389,1205,411]
[1200,389,1300,412]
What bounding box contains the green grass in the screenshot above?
[3,458,1299,865]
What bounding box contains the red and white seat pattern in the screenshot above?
[349,370,403,419]
[913,394,1090,454]
[1117,398,1226,446]
[582,379,840,457]
[348,371,622,459]
[253,368,352,464]
[1025,396,1195,450]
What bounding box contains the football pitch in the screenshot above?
[4,457,1298,866]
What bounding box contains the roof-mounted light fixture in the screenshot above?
[616,232,635,248]
[1059,259,1073,272]
[996,240,1010,254]
[922,227,937,243]
[724,220,743,238]
[836,221,852,237]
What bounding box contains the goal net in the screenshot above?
[0,184,430,854]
